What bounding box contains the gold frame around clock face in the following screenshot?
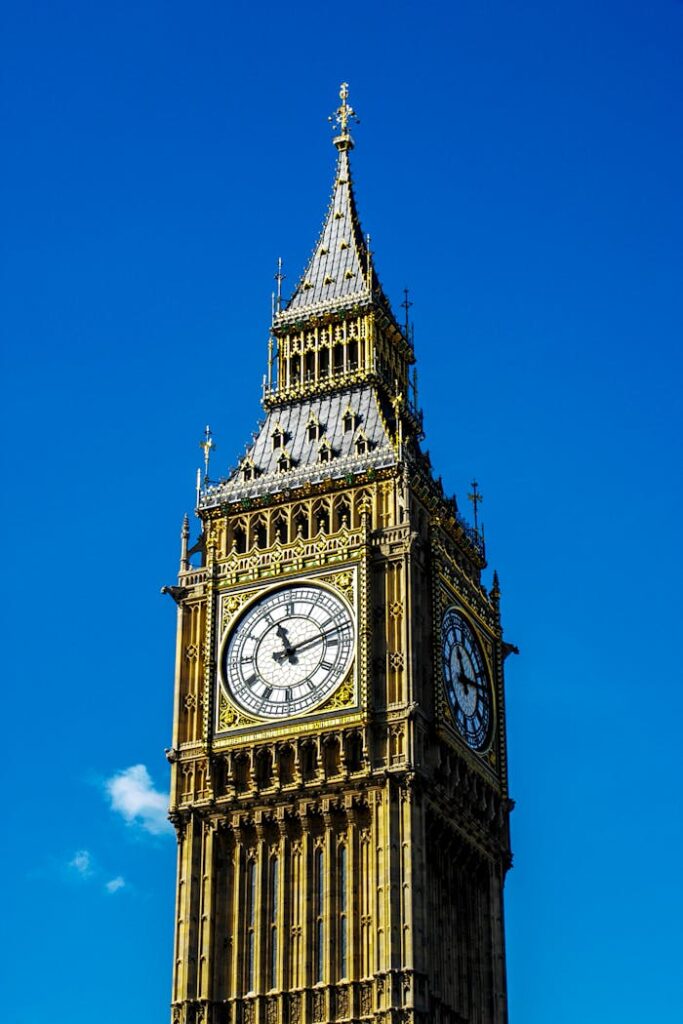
[220,582,355,720]
[441,607,493,751]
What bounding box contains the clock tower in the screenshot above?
[166,84,514,1024]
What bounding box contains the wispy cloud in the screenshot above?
[105,764,172,835]
[105,875,126,894]
[69,849,93,877]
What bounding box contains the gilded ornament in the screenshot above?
[318,675,354,712]
[389,651,405,670]
[218,692,258,732]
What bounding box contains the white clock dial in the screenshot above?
[441,607,492,751]
[221,583,355,719]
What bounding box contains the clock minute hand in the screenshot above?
[289,626,342,656]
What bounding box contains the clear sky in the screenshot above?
[2,2,682,1021]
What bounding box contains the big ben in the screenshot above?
[165,84,514,1024]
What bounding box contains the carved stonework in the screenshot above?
[360,983,372,1015]
[336,985,349,1019]
[265,997,278,1023]
[325,569,355,603]
[317,673,355,712]
[312,990,325,1022]
[218,692,258,732]
[221,590,253,629]
[288,993,301,1024]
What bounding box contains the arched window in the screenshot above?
[273,512,288,544]
[333,342,344,373]
[269,856,279,989]
[278,744,295,785]
[318,440,332,465]
[315,847,324,984]
[307,414,320,442]
[246,858,257,992]
[313,502,329,536]
[233,524,247,555]
[319,347,330,376]
[339,844,348,978]
[333,497,351,532]
[253,520,267,549]
[293,509,309,540]
[304,350,315,381]
[272,426,285,450]
[343,407,356,433]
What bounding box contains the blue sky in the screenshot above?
[2,2,682,1021]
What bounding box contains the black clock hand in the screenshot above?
[272,625,341,663]
[455,648,471,694]
[273,624,297,663]
[290,626,341,655]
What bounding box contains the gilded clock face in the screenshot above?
[441,607,492,751]
[221,583,355,719]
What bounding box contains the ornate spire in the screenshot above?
[278,84,391,321]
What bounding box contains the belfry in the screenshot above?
[166,83,514,1024]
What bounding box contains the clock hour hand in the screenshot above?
[455,648,473,694]
[272,625,342,663]
[273,624,297,664]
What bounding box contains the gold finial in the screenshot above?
[328,82,359,150]
[199,425,216,484]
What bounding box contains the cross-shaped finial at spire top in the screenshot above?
[328,82,360,150]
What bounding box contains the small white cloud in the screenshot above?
[105,764,171,835]
[105,875,126,894]
[69,849,93,877]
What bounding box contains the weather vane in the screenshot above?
[468,480,484,534]
[328,82,360,140]
[199,425,216,484]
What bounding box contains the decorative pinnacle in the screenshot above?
[401,287,413,339]
[274,257,285,312]
[329,82,359,150]
[468,480,484,534]
[199,425,216,484]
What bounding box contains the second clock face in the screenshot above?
[221,583,355,719]
[441,607,492,751]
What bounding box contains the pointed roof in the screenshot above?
[285,147,371,313]
[275,84,394,325]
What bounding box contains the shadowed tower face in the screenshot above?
[167,83,513,1024]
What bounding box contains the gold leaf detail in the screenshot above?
[218,692,258,731]
[318,676,354,712]
[326,571,354,602]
